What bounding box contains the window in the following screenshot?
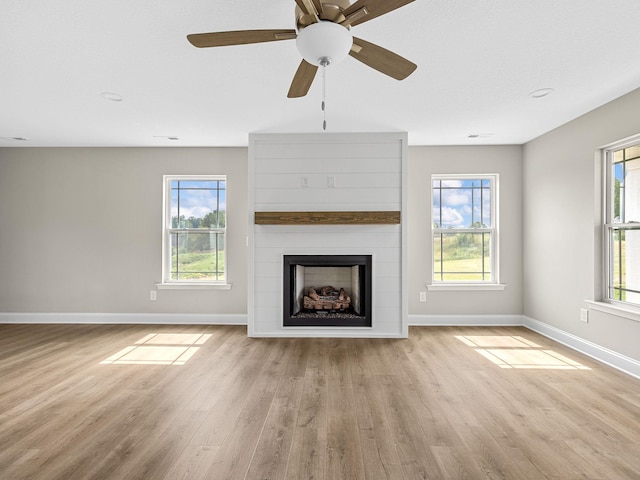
[604,140,640,307]
[431,174,499,285]
[162,176,226,285]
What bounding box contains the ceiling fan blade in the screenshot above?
[294,0,311,14]
[342,0,414,27]
[295,0,320,22]
[288,60,318,98]
[350,37,417,80]
[187,29,297,48]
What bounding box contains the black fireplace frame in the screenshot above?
[283,254,373,327]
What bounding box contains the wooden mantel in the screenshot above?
[254,211,401,225]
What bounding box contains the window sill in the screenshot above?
[156,283,232,291]
[427,283,506,291]
[585,300,640,323]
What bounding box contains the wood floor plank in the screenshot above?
[352,376,404,479]
[326,376,366,480]
[244,376,304,480]
[285,341,328,480]
[160,445,221,480]
[204,339,288,480]
[0,325,639,479]
[376,373,443,479]
[187,336,269,448]
[285,426,327,480]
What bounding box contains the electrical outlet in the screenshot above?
[327,175,336,188]
[419,291,427,302]
[301,175,310,187]
[150,290,157,301]
[580,308,588,323]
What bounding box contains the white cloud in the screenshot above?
[442,190,470,207]
[440,207,465,227]
[172,189,226,219]
[441,180,463,188]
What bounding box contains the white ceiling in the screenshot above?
[2,0,640,147]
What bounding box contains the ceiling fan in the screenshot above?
[187,0,417,98]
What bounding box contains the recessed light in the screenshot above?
[0,136,28,142]
[100,91,123,102]
[467,133,494,139]
[529,88,554,99]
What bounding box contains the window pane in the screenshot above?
[170,232,225,281]
[612,151,640,224]
[610,228,640,306]
[432,179,441,226]
[613,161,624,223]
[623,157,640,223]
[171,180,225,229]
[433,232,491,282]
[217,189,226,228]
[625,145,640,160]
[433,178,492,228]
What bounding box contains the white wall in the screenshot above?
[523,87,640,361]
[0,147,248,316]
[248,133,407,337]
[407,146,524,319]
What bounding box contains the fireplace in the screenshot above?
[283,255,373,327]
[249,132,407,337]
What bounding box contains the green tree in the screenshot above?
[171,215,184,228]
[202,210,225,228]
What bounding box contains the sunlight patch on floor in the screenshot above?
[455,335,591,370]
[100,333,212,365]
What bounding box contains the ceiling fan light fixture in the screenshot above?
[296,21,352,67]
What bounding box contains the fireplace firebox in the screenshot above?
[283,255,372,327]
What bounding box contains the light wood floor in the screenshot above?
[1,324,639,480]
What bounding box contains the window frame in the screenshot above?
[429,173,502,289]
[159,174,230,289]
[603,137,640,309]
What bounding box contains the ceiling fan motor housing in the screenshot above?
[296,21,353,67]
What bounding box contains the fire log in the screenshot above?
[308,287,319,301]
[303,285,351,311]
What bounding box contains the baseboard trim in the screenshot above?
[0,312,248,326]
[523,316,640,380]
[408,314,523,327]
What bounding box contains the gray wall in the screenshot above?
[523,87,640,361]
[407,146,524,316]
[0,147,248,314]
[0,143,524,320]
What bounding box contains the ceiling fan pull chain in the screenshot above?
[322,63,327,131]
[320,57,329,130]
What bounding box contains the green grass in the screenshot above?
[172,250,225,280]
[433,233,491,281]
[434,257,491,282]
[612,239,626,301]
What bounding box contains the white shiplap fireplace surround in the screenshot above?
[248,133,408,338]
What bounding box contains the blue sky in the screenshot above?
[171,180,226,220]
[433,179,491,228]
